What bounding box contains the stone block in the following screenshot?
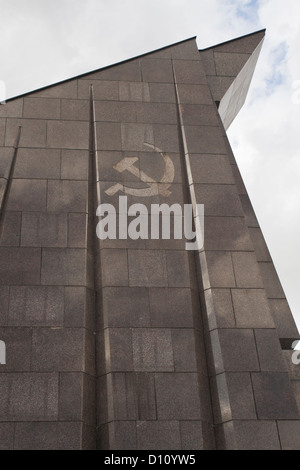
[254,329,287,371]
[132,328,174,372]
[7,179,47,211]
[14,422,82,450]
[119,81,150,102]
[47,120,89,149]
[87,60,141,81]
[230,164,247,194]
[102,287,150,328]
[0,99,23,118]
[78,79,119,100]
[21,212,68,247]
[171,329,197,372]
[0,287,9,325]
[23,97,60,119]
[269,299,299,342]
[184,125,227,154]
[47,180,88,212]
[155,372,201,419]
[232,252,264,288]
[121,123,153,151]
[0,424,14,449]
[194,184,243,216]
[0,147,14,178]
[141,58,173,83]
[95,100,136,122]
[128,249,168,287]
[59,372,95,426]
[204,288,235,330]
[136,421,181,450]
[0,211,21,246]
[153,124,180,153]
[97,122,122,150]
[200,49,216,75]
[5,118,47,148]
[104,328,133,372]
[14,148,61,179]
[149,287,193,327]
[165,250,191,287]
[41,248,87,286]
[181,104,219,126]
[0,247,41,285]
[31,327,85,372]
[200,251,236,289]
[189,154,234,184]
[0,372,58,421]
[277,421,300,450]
[64,286,94,329]
[214,52,251,76]
[135,102,177,124]
[179,421,209,450]
[0,118,5,146]
[252,372,299,419]
[259,262,285,299]
[171,40,200,61]
[231,288,274,328]
[68,213,88,248]
[177,84,213,104]
[173,60,206,83]
[31,80,77,99]
[220,420,280,450]
[248,227,272,262]
[0,327,32,371]
[8,286,64,326]
[239,194,259,227]
[61,99,89,121]
[100,249,128,287]
[148,83,176,103]
[61,149,89,181]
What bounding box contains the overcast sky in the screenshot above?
[0,0,299,332]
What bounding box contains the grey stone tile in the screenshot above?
[222,420,281,450]
[0,247,41,285]
[68,213,88,248]
[64,286,94,329]
[132,328,174,372]
[181,104,219,126]
[204,288,235,330]
[104,328,133,372]
[153,124,180,152]
[59,372,85,421]
[269,298,299,341]
[173,60,206,83]
[121,123,153,152]
[0,211,21,246]
[8,286,64,326]
[0,147,14,179]
[204,217,253,251]
[135,102,177,124]
[119,81,150,102]
[200,251,236,289]
[100,249,128,287]
[47,180,88,212]
[189,154,234,185]
[97,122,122,150]
[254,329,287,371]
[252,372,299,419]
[155,372,201,419]
[149,287,194,327]
[213,31,265,54]
[136,421,181,450]
[128,249,168,287]
[0,372,58,421]
[47,120,89,149]
[212,328,260,373]
[277,421,300,450]
[0,423,14,449]
[0,287,9,325]
[7,179,47,211]
[0,99,23,118]
[194,184,243,216]
[230,164,247,194]
[239,194,259,227]
[87,60,141,81]
[177,84,214,104]
[31,327,85,372]
[232,252,264,288]
[200,49,216,75]
[165,250,191,287]
[179,421,209,450]
[0,118,5,146]
[184,125,227,154]
[0,177,7,208]
[248,227,272,262]
[148,83,176,103]
[231,289,274,328]
[82,424,97,450]
[21,212,68,247]
[95,100,136,122]
[61,99,89,120]
[0,327,32,371]
[61,149,89,180]
[283,350,300,380]
[14,148,61,179]
[5,118,47,148]
[31,80,78,99]
[171,40,200,60]
[23,97,60,119]
[141,58,173,83]
[14,422,82,450]
[206,76,234,102]
[214,52,251,76]
[78,79,119,100]
[171,329,197,372]
[102,287,150,328]
[105,421,137,450]
[259,262,285,299]
[41,248,87,286]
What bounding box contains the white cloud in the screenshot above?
[0,0,299,330]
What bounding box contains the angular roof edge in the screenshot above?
[199,28,266,51]
[2,36,197,103]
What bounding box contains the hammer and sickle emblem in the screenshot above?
[105,143,175,197]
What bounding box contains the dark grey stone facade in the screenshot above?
[0,30,299,450]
